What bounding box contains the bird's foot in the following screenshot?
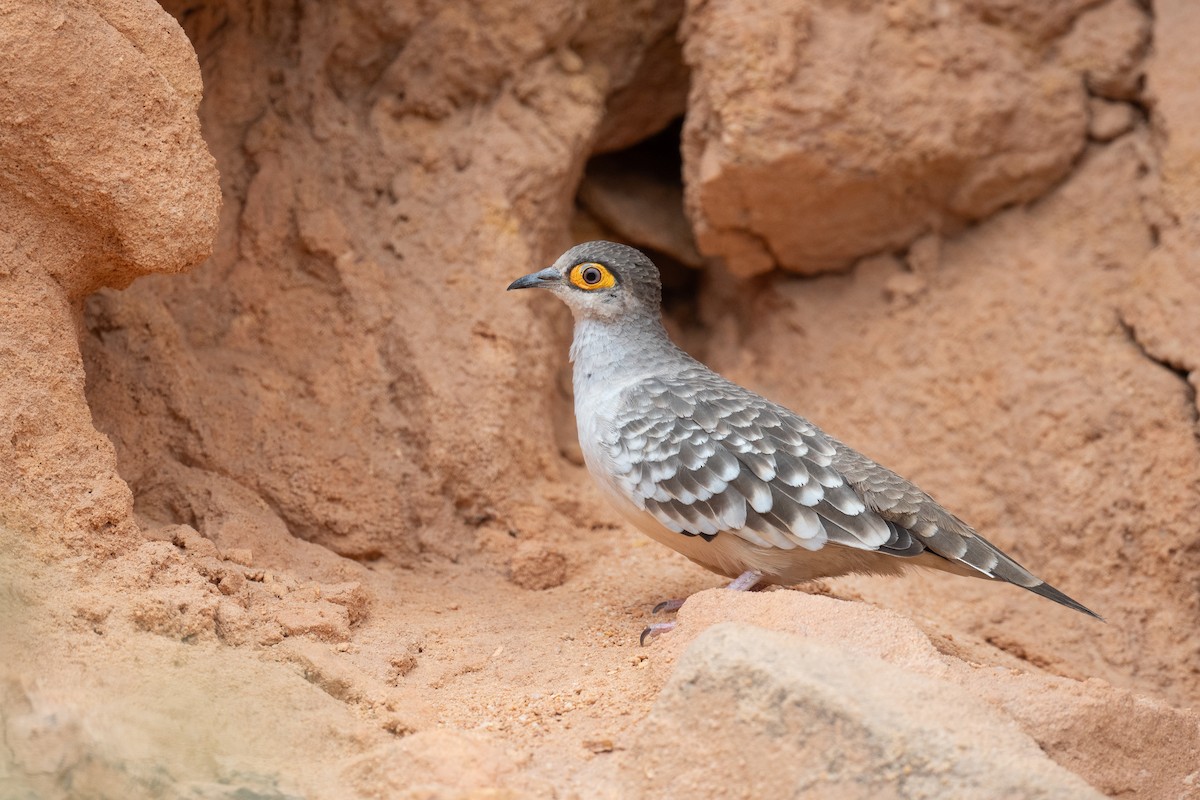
[641,570,765,646]
[640,621,677,646]
[652,598,686,614]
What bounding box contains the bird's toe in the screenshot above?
[651,598,686,615]
[640,621,677,646]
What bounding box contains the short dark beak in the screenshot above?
[507,267,561,291]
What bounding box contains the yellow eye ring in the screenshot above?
[569,262,616,291]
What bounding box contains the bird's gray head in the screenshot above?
[506,241,663,323]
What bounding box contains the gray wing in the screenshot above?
[603,367,1046,585]
[602,367,1100,617]
[601,367,919,556]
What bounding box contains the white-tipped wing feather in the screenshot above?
[600,364,1095,616]
[603,367,902,556]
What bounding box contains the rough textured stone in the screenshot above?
[626,624,1104,799]
[1087,97,1137,142]
[647,590,1200,800]
[578,150,704,268]
[344,730,546,797]
[0,0,220,547]
[1120,0,1200,422]
[960,0,1106,45]
[681,0,1092,275]
[1058,0,1151,101]
[80,0,676,560]
[0,0,219,297]
[591,1,690,153]
[1143,0,1200,236]
[509,540,569,590]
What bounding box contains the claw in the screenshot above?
[639,571,763,645]
[652,598,686,615]
[640,621,677,646]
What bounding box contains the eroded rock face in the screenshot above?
[1119,0,1200,484]
[80,0,698,560]
[0,0,220,545]
[679,0,1149,276]
[590,0,691,153]
[0,0,218,297]
[626,623,1104,799]
[68,0,697,565]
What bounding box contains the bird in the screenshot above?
[507,240,1100,641]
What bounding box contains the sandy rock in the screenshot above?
[173,784,303,800]
[1144,0,1200,234]
[960,0,1105,45]
[0,283,137,546]
[4,690,86,779]
[904,233,942,277]
[80,0,620,559]
[0,580,382,800]
[344,730,537,798]
[276,599,353,642]
[0,0,219,296]
[1058,0,1151,101]
[651,589,1200,800]
[388,636,425,681]
[1118,0,1200,427]
[509,541,569,590]
[222,548,255,567]
[1087,97,1137,142]
[106,540,223,640]
[591,3,690,153]
[578,153,704,268]
[986,674,1200,799]
[0,0,219,546]
[321,581,372,625]
[190,554,246,596]
[882,270,928,307]
[573,0,689,150]
[279,638,374,704]
[213,599,255,645]
[626,623,1103,799]
[681,0,1091,275]
[129,587,221,641]
[170,524,221,559]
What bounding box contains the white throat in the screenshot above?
[570,315,679,403]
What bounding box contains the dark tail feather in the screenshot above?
[1025,580,1104,621]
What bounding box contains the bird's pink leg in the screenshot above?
[641,570,763,646]
[725,569,765,592]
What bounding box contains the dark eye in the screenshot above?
[582,266,602,285]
